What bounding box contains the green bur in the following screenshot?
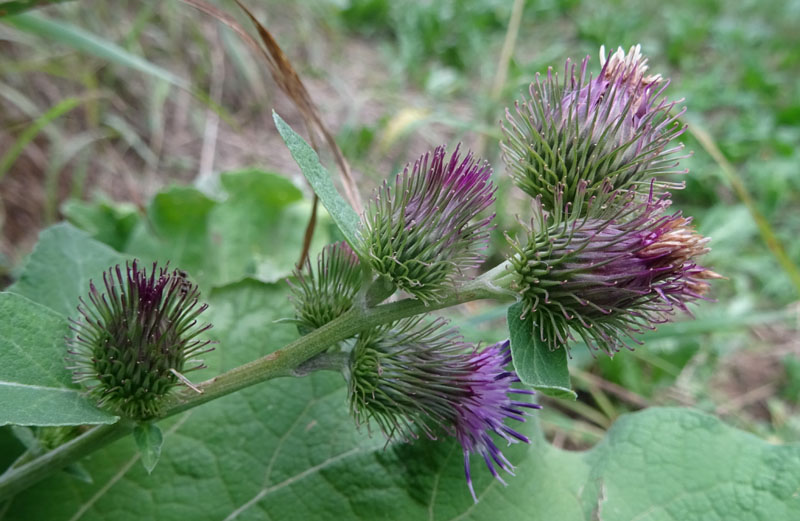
[67,261,213,420]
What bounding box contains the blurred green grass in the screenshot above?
[1,0,798,446]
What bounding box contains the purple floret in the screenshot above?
[452,340,540,502]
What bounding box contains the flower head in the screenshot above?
[288,241,362,333]
[361,145,495,304]
[347,319,538,501]
[502,44,686,214]
[506,183,721,355]
[67,261,213,420]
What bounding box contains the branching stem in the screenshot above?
[0,280,509,501]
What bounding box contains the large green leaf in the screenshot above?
[209,169,325,285]
[1,224,125,426]
[61,197,140,252]
[273,112,363,252]
[578,409,800,520]
[507,302,577,400]
[0,293,117,427]
[7,223,127,317]
[5,282,799,520]
[124,186,217,287]
[123,174,327,289]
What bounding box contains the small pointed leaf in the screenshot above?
[507,301,577,400]
[273,111,362,252]
[63,462,93,483]
[133,423,163,475]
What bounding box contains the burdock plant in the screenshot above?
[502,44,687,214]
[360,145,495,304]
[347,318,539,500]
[0,42,727,509]
[67,261,213,420]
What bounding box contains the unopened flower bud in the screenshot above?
[361,145,495,304]
[288,241,362,332]
[67,261,213,420]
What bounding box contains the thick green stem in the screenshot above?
[0,283,508,501]
[162,282,503,415]
[0,420,134,501]
[478,259,519,294]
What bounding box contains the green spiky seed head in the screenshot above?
[67,261,213,420]
[288,241,362,333]
[505,184,720,355]
[346,318,539,501]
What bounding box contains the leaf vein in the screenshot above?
[223,446,365,521]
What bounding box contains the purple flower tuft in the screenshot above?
[452,340,539,502]
[347,319,539,500]
[502,44,687,214]
[67,260,213,419]
[361,145,495,304]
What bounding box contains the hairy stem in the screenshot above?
[0,282,508,501]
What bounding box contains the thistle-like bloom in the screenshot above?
[67,261,213,420]
[347,319,538,500]
[506,183,721,355]
[502,44,687,214]
[288,241,362,332]
[361,145,495,304]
